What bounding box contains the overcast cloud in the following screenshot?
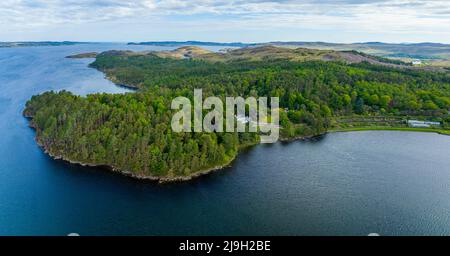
[0,0,449,43]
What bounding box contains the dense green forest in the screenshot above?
[24,47,450,180]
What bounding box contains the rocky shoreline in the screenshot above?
[26,115,239,183]
[104,74,140,90]
[94,70,140,90]
[38,139,237,184]
[28,123,321,184]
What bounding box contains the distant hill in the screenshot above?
[128,41,253,47]
[129,41,450,60]
[103,45,414,68]
[0,41,92,48]
[153,46,213,58]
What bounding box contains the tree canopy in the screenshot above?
[24,49,450,179]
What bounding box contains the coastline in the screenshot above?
[86,64,140,90]
[103,73,140,91]
[27,116,325,184]
[26,115,449,183]
[279,133,326,142]
[28,117,248,183]
[328,126,450,136]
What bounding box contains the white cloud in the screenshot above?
[0,0,449,42]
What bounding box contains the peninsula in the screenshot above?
[24,46,450,182]
[66,52,98,58]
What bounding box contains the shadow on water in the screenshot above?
[43,144,240,190]
[279,133,328,147]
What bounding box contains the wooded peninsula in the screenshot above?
[24,46,450,181]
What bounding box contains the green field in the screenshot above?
[329,126,450,135]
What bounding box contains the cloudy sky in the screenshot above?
[1,0,450,43]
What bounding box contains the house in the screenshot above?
[412,60,422,65]
[236,114,251,124]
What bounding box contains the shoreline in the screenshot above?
[35,135,239,184]
[34,134,318,183]
[86,62,140,91]
[103,74,140,91]
[28,116,248,183]
[26,117,449,183]
[328,126,450,136]
[279,133,326,142]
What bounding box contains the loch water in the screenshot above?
[0,44,450,235]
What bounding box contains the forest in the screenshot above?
[24,47,450,180]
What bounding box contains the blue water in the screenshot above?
[1,44,450,235]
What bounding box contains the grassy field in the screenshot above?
[425,60,450,68]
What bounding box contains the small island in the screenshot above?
[66,52,98,59]
[24,46,450,182]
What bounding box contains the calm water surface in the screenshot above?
[0,44,450,235]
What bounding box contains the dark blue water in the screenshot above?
[1,44,450,235]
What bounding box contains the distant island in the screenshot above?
[24,45,450,182]
[0,41,92,48]
[66,52,98,59]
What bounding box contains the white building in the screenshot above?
[407,120,440,128]
[236,114,251,124]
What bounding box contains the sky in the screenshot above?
[1,0,450,43]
